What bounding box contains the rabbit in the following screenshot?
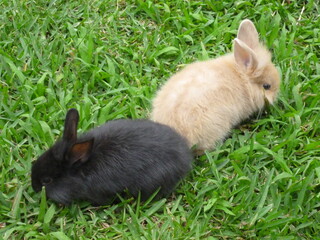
[31,108,193,206]
[151,19,280,153]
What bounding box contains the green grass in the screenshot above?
[1,0,319,239]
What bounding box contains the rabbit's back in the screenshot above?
[77,119,192,202]
[152,55,254,150]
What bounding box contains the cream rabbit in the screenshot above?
[151,19,280,152]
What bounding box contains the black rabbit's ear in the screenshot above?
[68,139,94,165]
[63,109,79,143]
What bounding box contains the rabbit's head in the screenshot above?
[31,109,93,203]
[234,19,280,109]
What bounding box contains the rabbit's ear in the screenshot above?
[237,19,259,50]
[234,38,258,71]
[63,108,79,143]
[68,139,94,165]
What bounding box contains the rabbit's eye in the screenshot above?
[263,83,271,90]
[41,177,53,185]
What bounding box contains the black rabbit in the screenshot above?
[31,109,193,205]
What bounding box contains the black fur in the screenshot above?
[31,109,193,205]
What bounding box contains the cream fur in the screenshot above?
[151,19,280,152]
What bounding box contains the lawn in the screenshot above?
[1,0,319,239]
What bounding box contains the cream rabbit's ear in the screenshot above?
[237,19,259,50]
[234,38,258,71]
